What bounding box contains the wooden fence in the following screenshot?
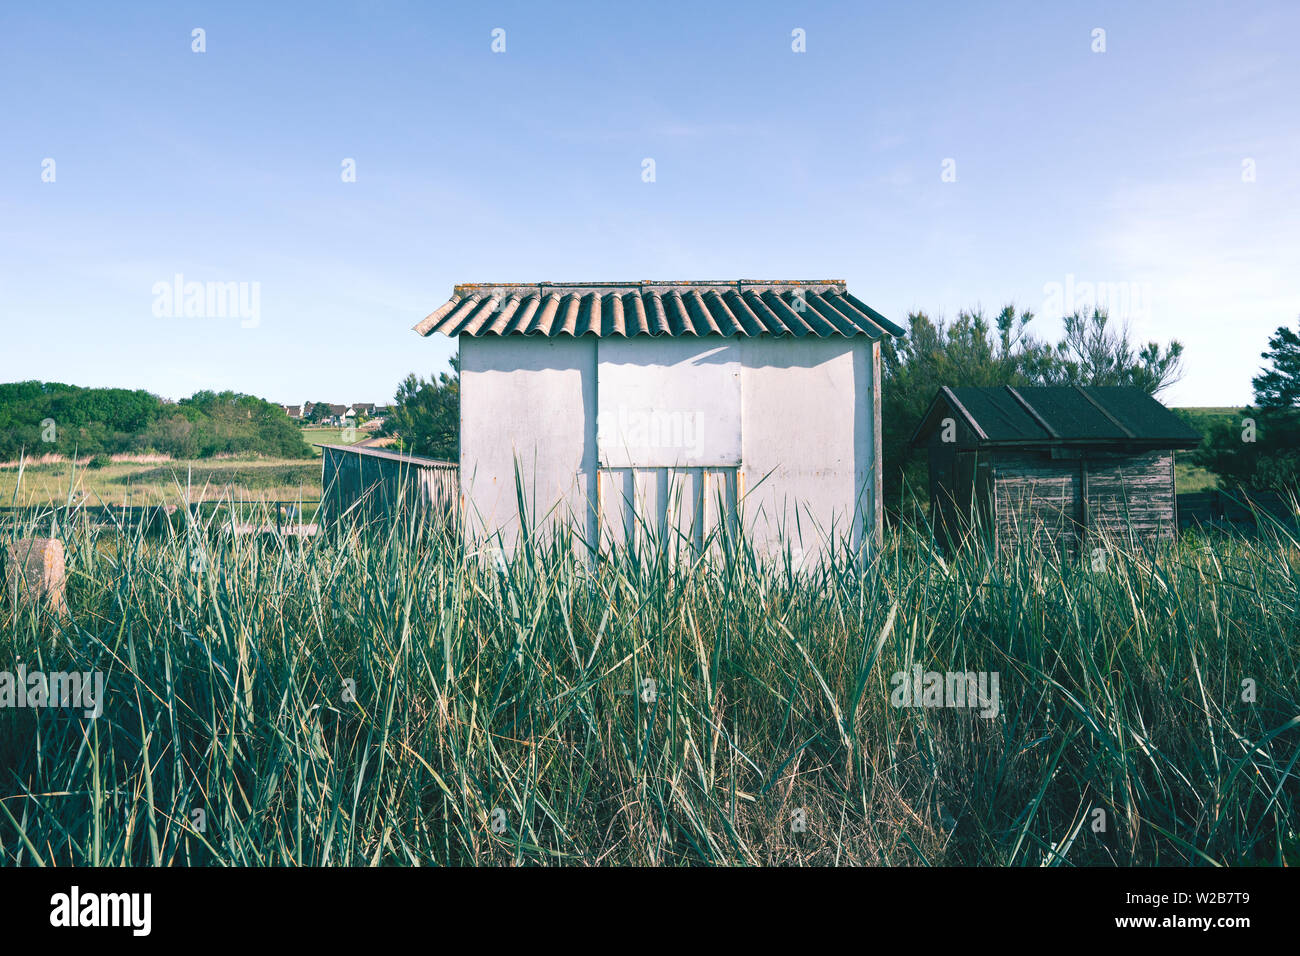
[0,501,322,535]
[1177,489,1298,531]
[318,444,458,527]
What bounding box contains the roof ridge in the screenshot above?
[1071,384,1137,439]
[418,282,897,340]
[452,279,846,295]
[1003,385,1060,439]
[921,385,1202,447]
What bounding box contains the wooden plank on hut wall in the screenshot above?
[1170,452,1178,529]
[992,452,1082,559]
[597,467,630,552]
[1086,451,1176,544]
[1080,458,1090,550]
[872,339,884,551]
[989,456,1000,555]
[929,441,961,550]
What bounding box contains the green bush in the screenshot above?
[0,381,312,461]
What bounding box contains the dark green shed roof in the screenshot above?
[910,385,1202,449]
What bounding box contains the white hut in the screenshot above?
[414,280,903,562]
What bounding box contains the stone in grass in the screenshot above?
[5,537,69,618]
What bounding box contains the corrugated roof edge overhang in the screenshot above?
[908,385,1203,450]
[412,280,905,339]
[316,443,457,467]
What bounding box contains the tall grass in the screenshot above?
[1,498,1297,866]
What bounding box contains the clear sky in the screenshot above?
[2,0,1297,407]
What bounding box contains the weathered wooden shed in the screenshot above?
[910,386,1202,557]
[413,280,904,561]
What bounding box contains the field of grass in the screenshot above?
[1177,406,1244,428]
[299,425,368,450]
[1175,458,1220,493]
[0,417,363,505]
[0,457,322,507]
[1,503,1296,866]
[1171,408,1243,493]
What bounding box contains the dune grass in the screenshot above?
[0,499,1297,866]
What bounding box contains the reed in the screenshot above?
[1,493,1296,866]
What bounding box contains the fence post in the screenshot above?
[5,537,69,618]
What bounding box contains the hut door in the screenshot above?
[595,339,741,467]
[598,466,738,556]
[595,339,741,554]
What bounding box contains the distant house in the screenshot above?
[910,385,1202,558]
[281,404,304,420]
[298,402,387,427]
[351,402,392,422]
[351,402,391,429]
[310,403,353,426]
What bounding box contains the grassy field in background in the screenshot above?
[1176,406,1242,440]
[0,451,1224,507]
[0,457,322,506]
[1175,459,1220,493]
[0,424,375,506]
[1170,408,1243,494]
[299,425,368,450]
[1178,406,1243,422]
[1,505,1296,866]
[2,410,1223,508]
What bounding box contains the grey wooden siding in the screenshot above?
[1083,450,1176,546]
[992,453,1082,558]
[988,450,1176,558]
[927,440,959,546]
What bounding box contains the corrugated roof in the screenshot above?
[317,443,456,467]
[413,280,905,339]
[911,385,1202,448]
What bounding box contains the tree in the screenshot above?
[382,357,459,460]
[1251,320,1300,409]
[0,381,311,461]
[881,305,1052,508]
[304,402,334,424]
[177,391,312,458]
[1046,309,1184,394]
[0,381,164,459]
[1196,315,1300,492]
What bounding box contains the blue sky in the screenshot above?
[2,0,1297,407]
